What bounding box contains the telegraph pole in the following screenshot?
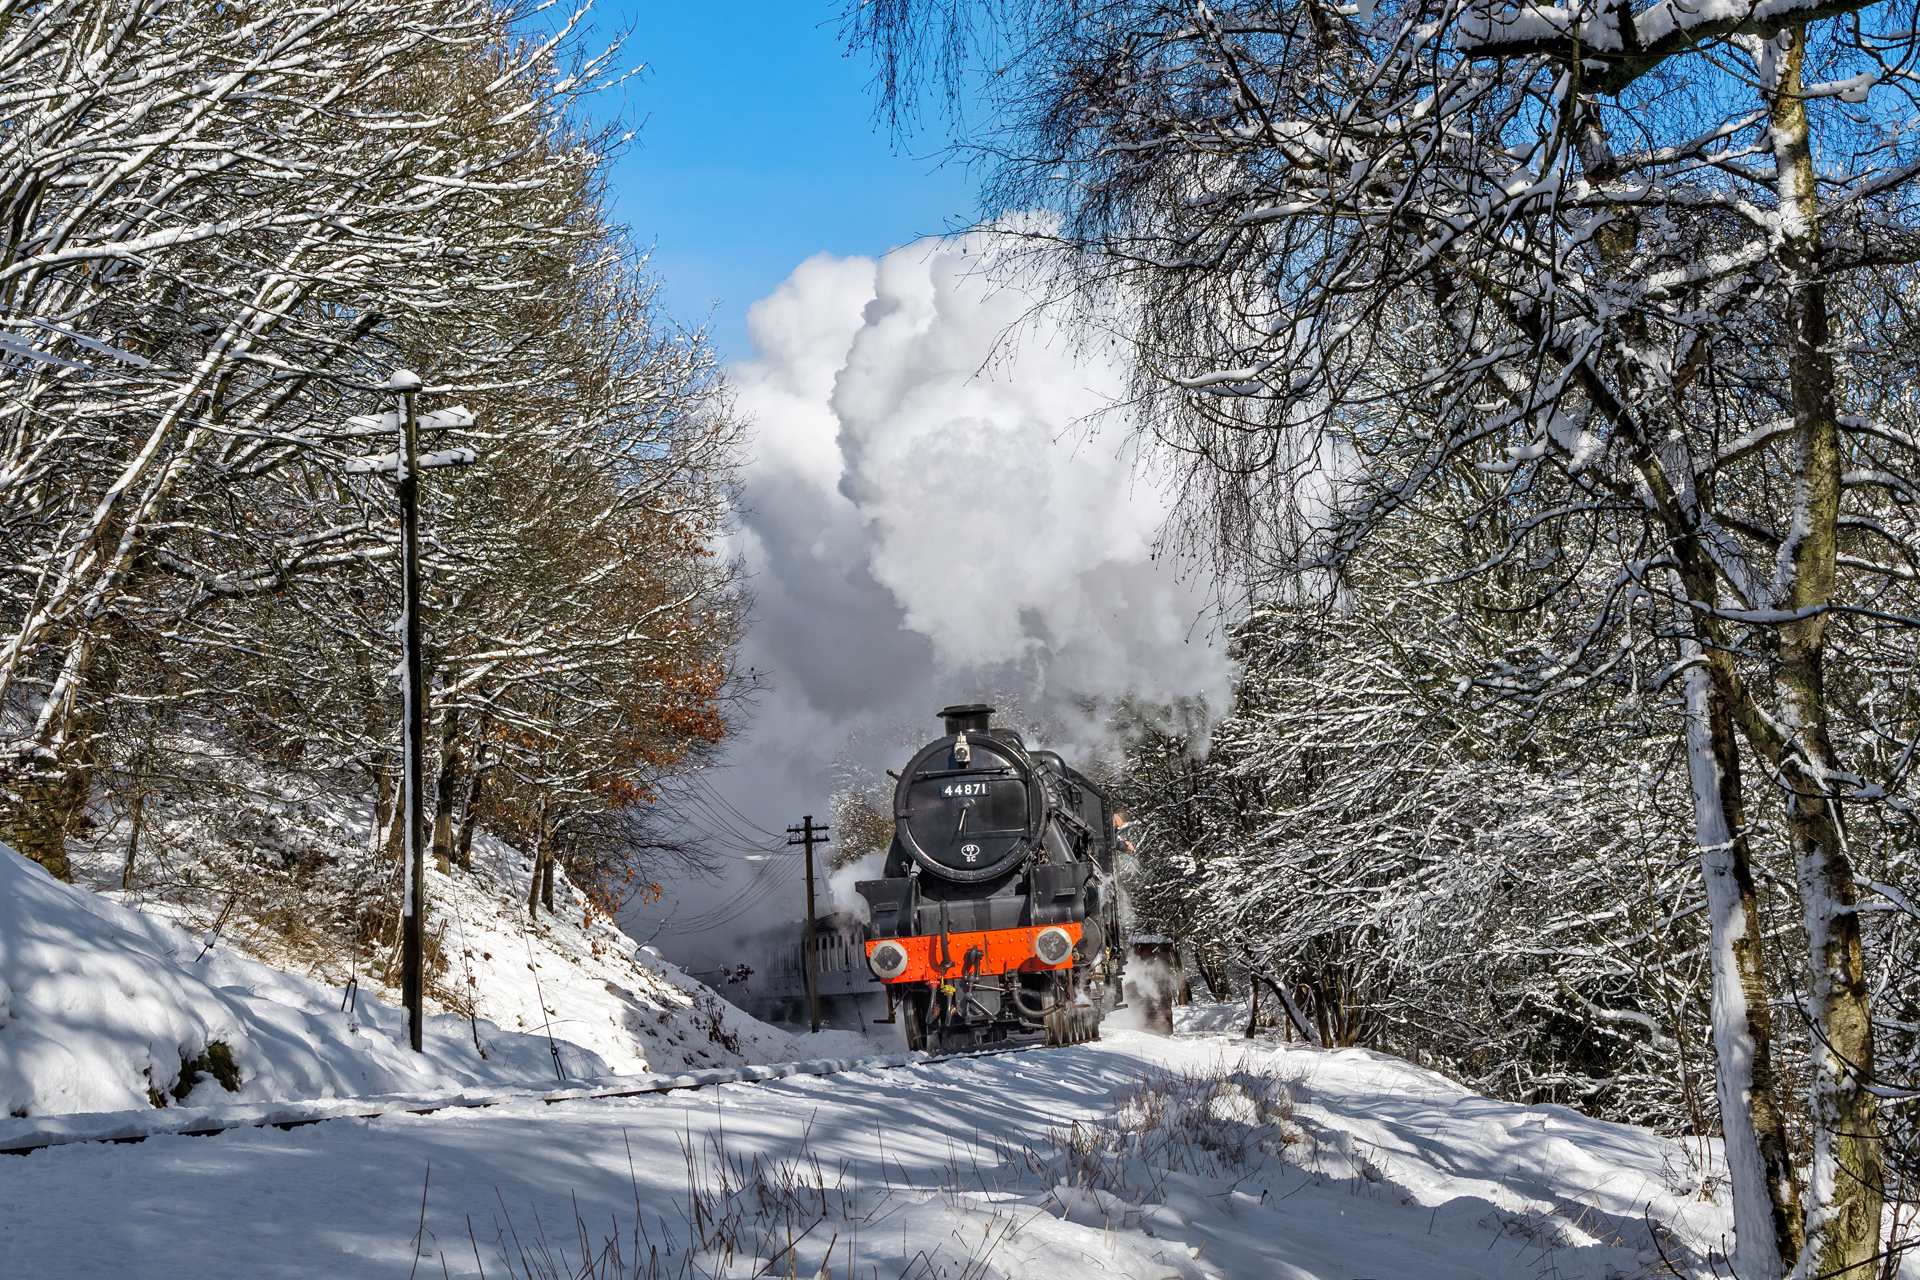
[787,815,830,1033]
[339,373,476,1052]
[393,370,426,1053]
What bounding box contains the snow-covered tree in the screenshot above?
[1110,588,1734,1123]
[850,0,1920,1271]
[0,0,746,978]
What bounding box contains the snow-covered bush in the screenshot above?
[473,1060,1298,1280]
[478,1117,1033,1280]
[1041,1064,1301,1197]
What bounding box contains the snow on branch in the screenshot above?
[1459,0,1883,91]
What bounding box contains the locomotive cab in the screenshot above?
[855,704,1126,1050]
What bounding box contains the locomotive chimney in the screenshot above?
[939,703,995,736]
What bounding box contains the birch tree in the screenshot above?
[850,0,1920,1272]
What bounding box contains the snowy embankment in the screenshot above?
[9,1008,1889,1280]
[0,841,871,1120]
[407,830,876,1074]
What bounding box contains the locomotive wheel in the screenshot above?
[902,990,931,1052]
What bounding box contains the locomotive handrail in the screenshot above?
[909,766,1018,781]
[1047,803,1096,840]
[893,820,1027,838]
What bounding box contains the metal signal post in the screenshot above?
[787,815,830,1034]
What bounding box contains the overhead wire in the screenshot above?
[652,770,789,859]
[634,770,830,934]
[678,773,789,845]
[643,857,805,934]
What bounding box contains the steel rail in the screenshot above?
[0,1040,1057,1158]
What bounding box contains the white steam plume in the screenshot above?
[624,235,1231,972]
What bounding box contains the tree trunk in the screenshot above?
[1253,970,1321,1047]
[370,754,394,859]
[1195,947,1233,1001]
[543,831,567,913]
[1775,690,1880,1280]
[455,771,482,872]
[1684,651,1801,1276]
[1762,31,1884,1277]
[454,721,488,873]
[527,797,550,916]
[526,841,547,915]
[0,771,74,880]
[429,708,459,875]
[120,786,146,891]
[2,622,125,881]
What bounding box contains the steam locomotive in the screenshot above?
[857,704,1125,1050]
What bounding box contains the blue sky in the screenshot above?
[577,2,981,361]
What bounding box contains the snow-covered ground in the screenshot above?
[0,841,875,1119]
[8,839,1910,1279]
[408,833,881,1075]
[51,739,881,1090]
[0,842,570,1115]
[6,1004,1875,1280]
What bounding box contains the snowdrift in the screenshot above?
[0,842,605,1116]
[0,838,876,1119]
[420,830,878,1076]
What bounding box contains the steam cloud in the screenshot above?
[627,234,1231,970]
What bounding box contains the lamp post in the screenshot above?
[343,372,475,1050]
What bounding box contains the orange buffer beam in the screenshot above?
[866,923,1082,985]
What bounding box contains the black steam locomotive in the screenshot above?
[857,704,1125,1050]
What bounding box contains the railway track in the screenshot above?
[0,1040,1054,1158]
